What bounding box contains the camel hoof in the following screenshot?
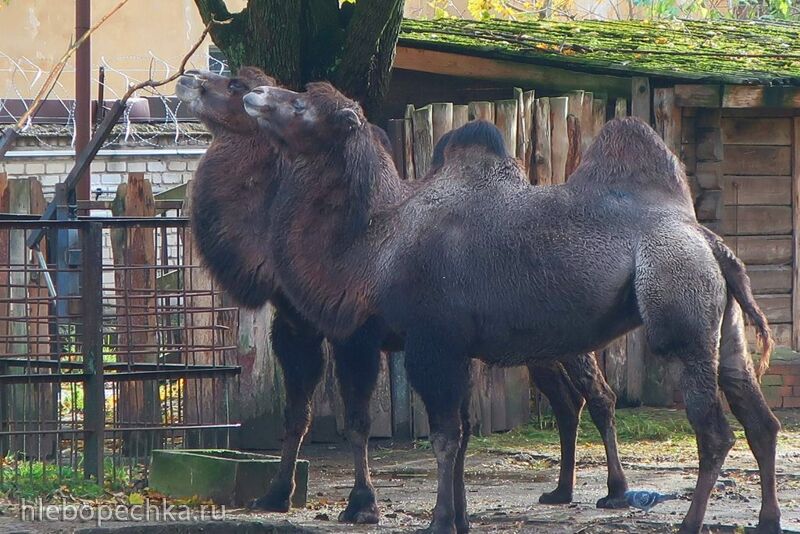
[755,518,782,534]
[538,488,573,505]
[596,494,629,509]
[337,487,380,524]
[248,494,291,513]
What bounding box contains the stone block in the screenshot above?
[4,163,25,174]
[45,162,67,174]
[149,449,309,508]
[168,160,187,171]
[127,161,147,172]
[147,161,167,172]
[90,161,106,173]
[106,161,127,172]
[25,163,45,174]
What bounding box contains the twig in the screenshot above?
[121,18,224,100]
[14,0,132,130]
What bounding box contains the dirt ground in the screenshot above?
[236,435,800,533]
[3,408,800,533]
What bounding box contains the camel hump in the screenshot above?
[426,120,509,179]
[571,116,692,205]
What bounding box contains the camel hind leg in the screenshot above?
[717,297,781,533]
[527,361,584,505]
[250,305,324,512]
[636,233,733,533]
[561,353,628,508]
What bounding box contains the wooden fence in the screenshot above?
[384,86,662,436]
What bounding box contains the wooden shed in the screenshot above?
[384,17,800,408]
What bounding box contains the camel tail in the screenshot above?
[698,226,774,380]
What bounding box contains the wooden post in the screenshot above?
[581,92,594,153]
[550,96,569,185]
[494,99,518,158]
[532,97,551,185]
[452,105,469,129]
[654,88,682,157]
[412,105,434,178]
[431,102,453,147]
[631,77,651,123]
[468,101,494,123]
[793,117,800,350]
[615,97,628,119]
[517,90,535,171]
[403,106,416,181]
[565,114,582,179]
[112,173,160,453]
[593,99,607,138]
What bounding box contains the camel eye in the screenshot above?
[228,79,247,92]
[292,100,306,113]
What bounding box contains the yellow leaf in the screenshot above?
[129,492,145,505]
[654,37,669,45]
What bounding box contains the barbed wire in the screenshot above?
[0,51,227,150]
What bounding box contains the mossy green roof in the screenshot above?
[399,18,800,85]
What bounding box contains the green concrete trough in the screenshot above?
[149,449,309,508]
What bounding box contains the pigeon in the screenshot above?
[624,490,679,513]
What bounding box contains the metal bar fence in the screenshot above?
[0,217,240,495]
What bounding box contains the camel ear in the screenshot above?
[335,108,362,130]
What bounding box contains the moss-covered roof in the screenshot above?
[399,18,800,85]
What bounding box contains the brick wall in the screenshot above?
[0,124,210,200]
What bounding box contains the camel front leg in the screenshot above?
[331,324,383,524]
[250,306,324,512]
[405,330,471,534]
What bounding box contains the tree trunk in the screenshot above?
[194,0,404,118]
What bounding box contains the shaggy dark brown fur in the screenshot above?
[245,82,781,534]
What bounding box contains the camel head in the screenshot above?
[176,67,276,136]
[243,82,366,158]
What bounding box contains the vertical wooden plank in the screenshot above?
[615,97,628,119]
[567,90,584,125]
[519,90,535,172]
[412,105,434,179]
[504,366,530,430]
[452,105,469,129]
[566,114,582,179]
[6,179,32,457]
[387,119,406,179]
[27,178,56,458]
[654,88,682,155]
[403,106,416,181]
[603,337,628,400]
[581,92,594,153]
[532,97,551,185]
[468,101,494,123]
[625,327,645,405]
[550,96,569,185]
[490,366,507,432]
[494,99,519,158]
[793,117,800,350]
[431,102,454,147]
[631,77,651,123]
[593,98,607,138]
[390,353,412,440]
[470,361,492,437]
[412,389,430,438]
[115,173,160,452]
[369,355,393,438]
[566,91,584,154]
